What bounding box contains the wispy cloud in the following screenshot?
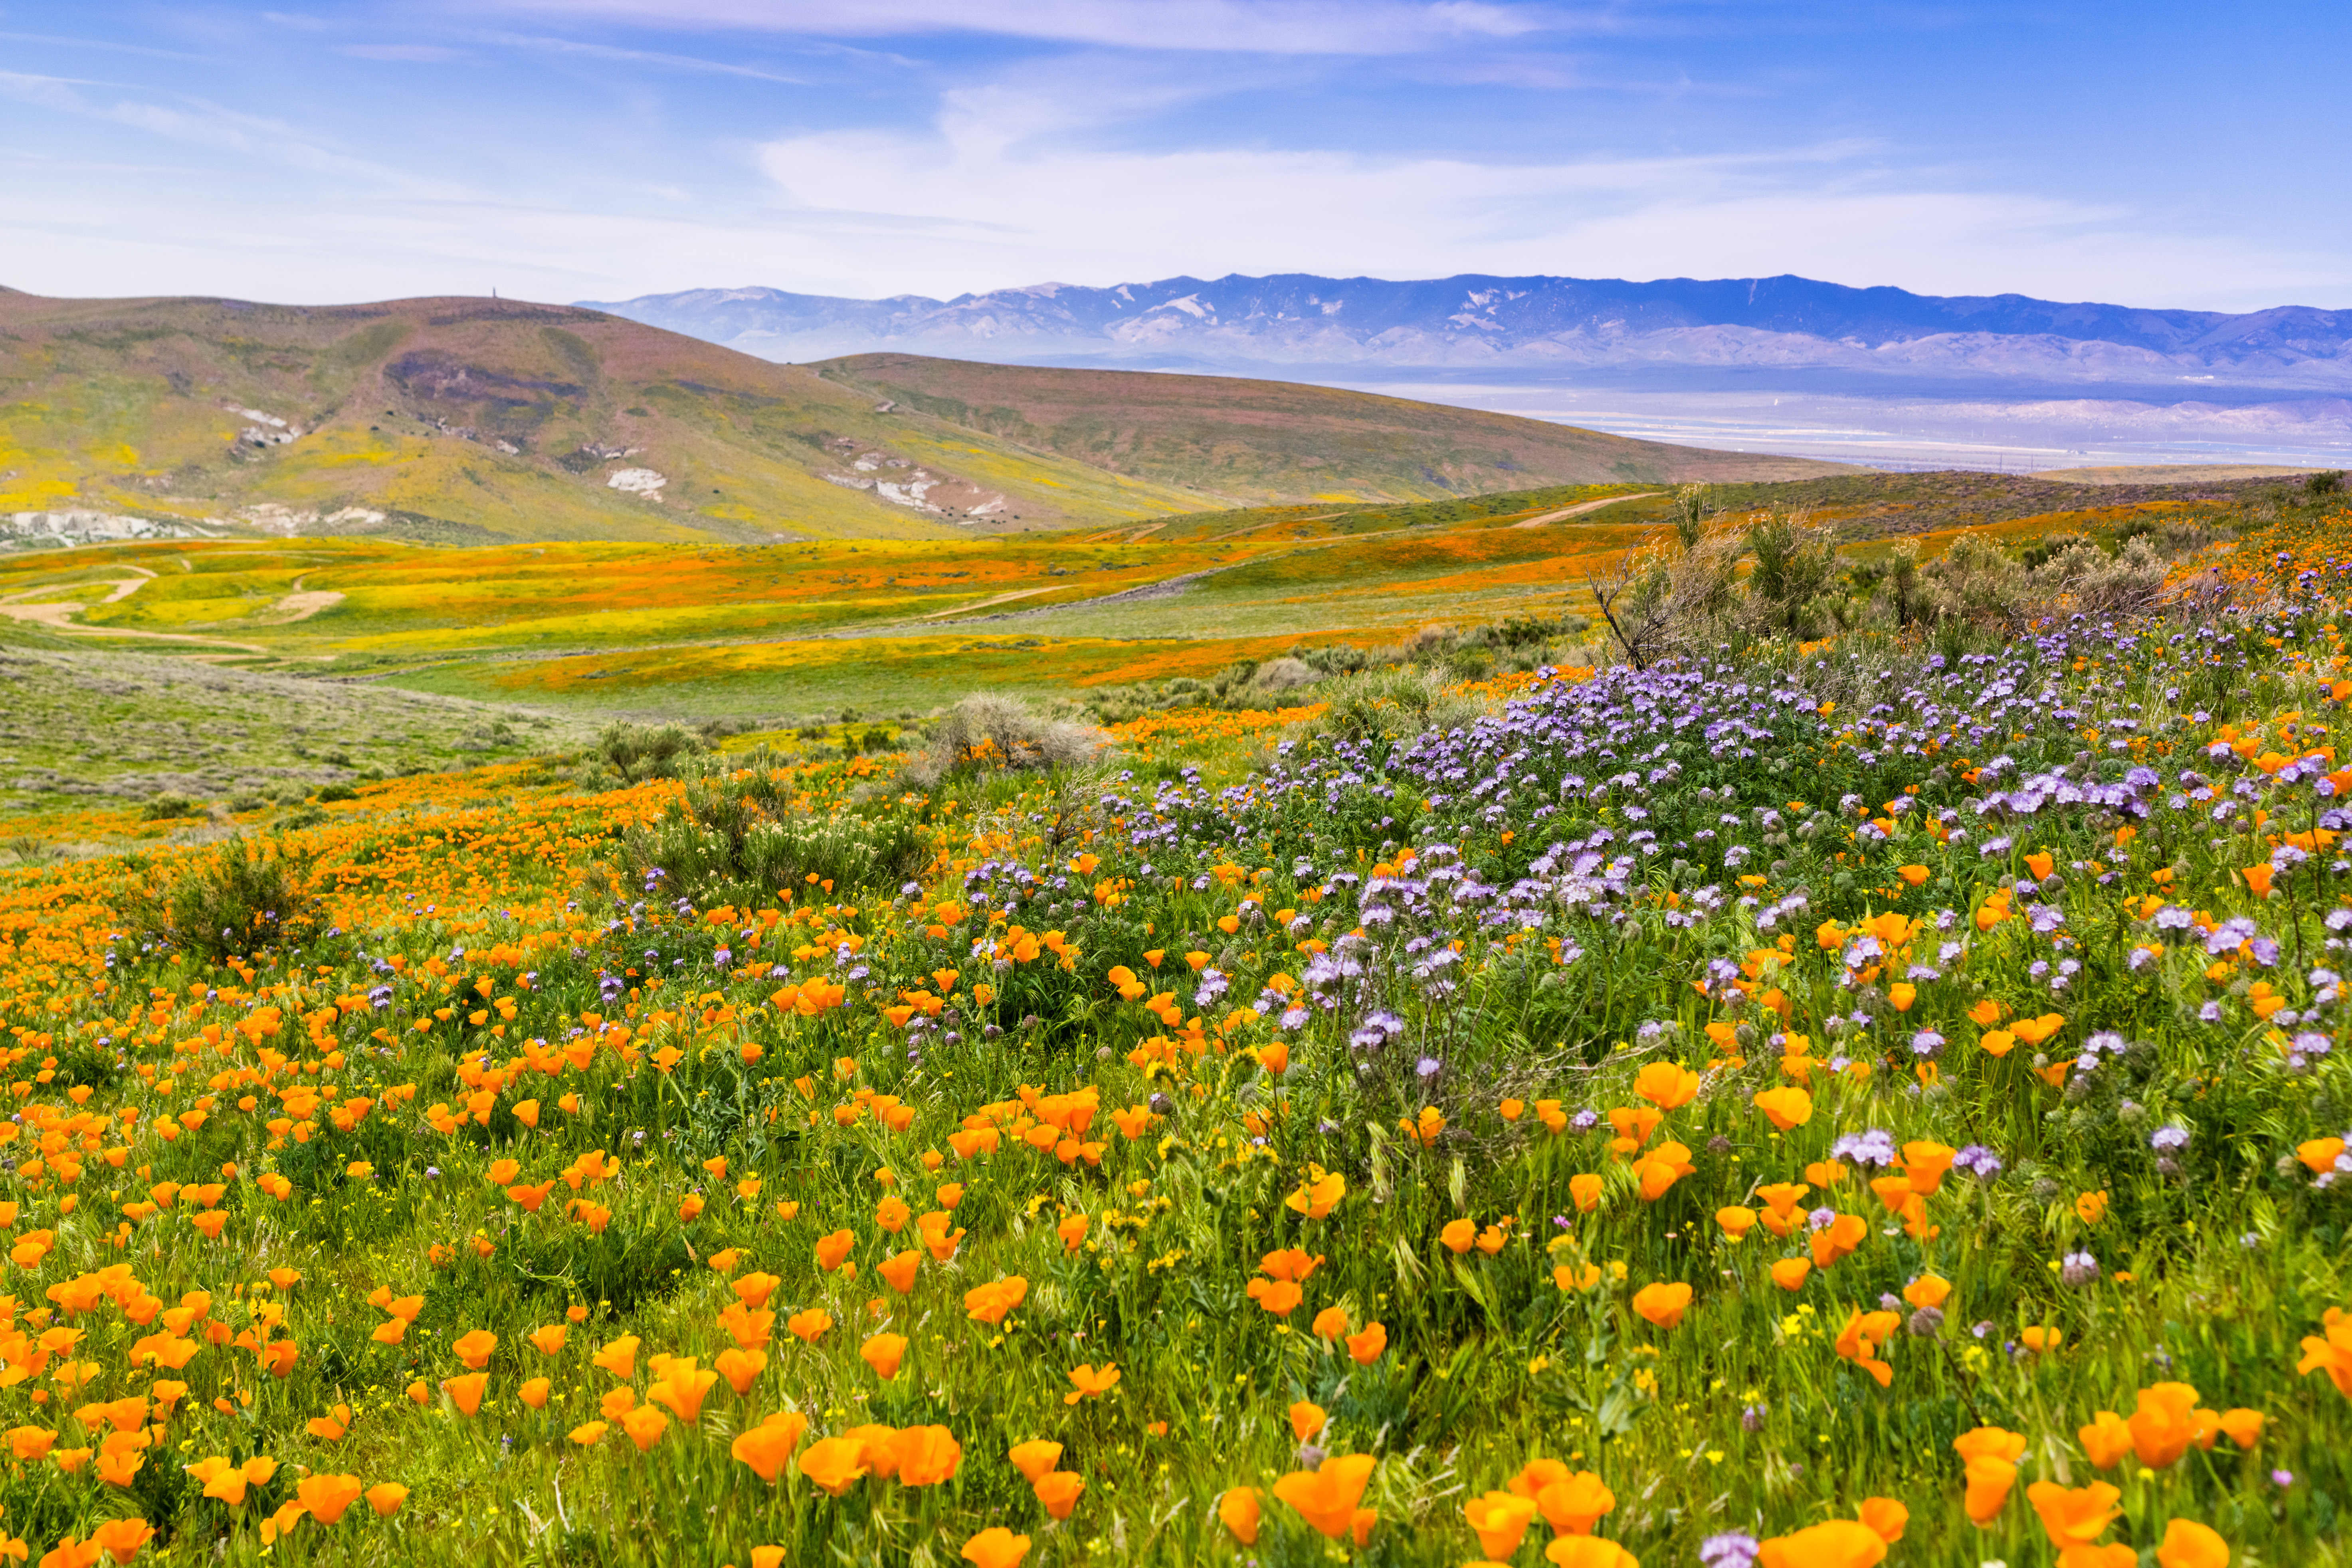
[480,0,1548,54]
[481,32,811,84]
[0,30,218,62]
[0,66,458,194]
[3,0,2344,318]
[339,44,469,62]
[745,124,2345,309]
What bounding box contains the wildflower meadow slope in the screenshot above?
[0,525,2346,1566]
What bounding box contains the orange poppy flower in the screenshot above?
[295,1473,363,1525]
[860,1334,907,1380]
[1035,1470,1085,1520]
[1218,1487,1261,1545]
[958,1528,1030,1568]
[649,1361,718,1422]
[2154,1519,2229,1568]
[1756,1519,1886,1568]
[2302,1306,2352,1397]
[1064,1363,1121,1405]
[963,1277,1028,1326]
[1009,1439,1063,1482]
[716,1348,767,1395]
[798,1437,869,1496]
[1465,1491,1539,1558]
[1272,1453,1376,1538]
[2079,1410,2133,1469]
[1857,1497,1906,1543]
[1632,1062,1699,1110]
[1630,1282,1691,1329]
[591,1336,639,1380]
[2028,1481,2124,1549]
[620,1406,669,1452]
[90,1517,154,1563]
[877,1251,921,1295]
[1535,1471,1614,1536]
[2129,1382,2203,1468]
[442,1372,488,1417]
[893,1425,962,1487]
[731,1412,808,1482]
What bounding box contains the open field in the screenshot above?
[0,499,2342,1566]
[0,468,2315,740]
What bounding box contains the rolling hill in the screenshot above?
[815,354,1841,501]
[0,289,1843,546]
[0,289,1211,544]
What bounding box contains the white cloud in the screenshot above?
[0,67,447,191]
[744,126,2350,310]
[479,0,1545,55]
[480,32,811,84]
[339,44,469,62]
[3,44,2342,318]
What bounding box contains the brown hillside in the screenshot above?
[0,292,1210,542]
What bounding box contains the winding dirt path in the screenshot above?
[0,566,267,651]
[918,586,1056,620]
[1509,493,1660,528]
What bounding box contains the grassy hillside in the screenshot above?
[817,352,1850,502]
[0,291,1849,548]
[0,290,1212,542]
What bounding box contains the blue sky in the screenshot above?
[2,1,2344,311]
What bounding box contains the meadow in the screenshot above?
[0,477,2340,1568]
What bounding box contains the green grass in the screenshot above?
[0,510,2340,1565]
[0,642,586,824]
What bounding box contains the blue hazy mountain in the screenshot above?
[580,273,2352,396]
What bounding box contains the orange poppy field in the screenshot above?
[0,491,2342,1567]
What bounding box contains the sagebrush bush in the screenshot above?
[1920,530,2030,625]
[2035,535,2170,614]
[597,749,926,907]
[126,834,320,962]
[904,695,1102,788]
[595,721,705,783]
[1293,665,1480,745]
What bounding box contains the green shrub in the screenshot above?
[904,694,1102,788]
[595,722,704,783]
[1293,665,1479,745]
[142,792,198,821]
[598,751,928,907]
[125,835,321,963]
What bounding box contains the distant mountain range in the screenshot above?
[580,273,2352,398]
